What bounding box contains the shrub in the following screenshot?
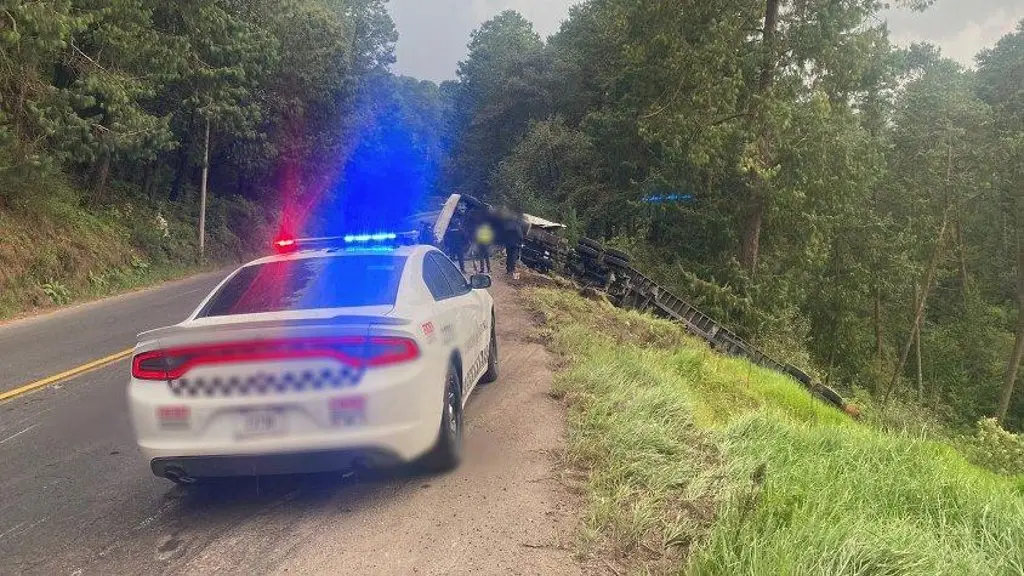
[963,418,1024,477]
[40,279,71,305]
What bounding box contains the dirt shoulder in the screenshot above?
[253,276,584,575]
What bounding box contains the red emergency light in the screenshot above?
[273,236,298,253]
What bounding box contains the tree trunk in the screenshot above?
[739,0,780,275]
[759,0,779,93]
[956,216,969,297]
[914,283,923,402]
[198,118,210,259]
[142,161,155,199]
[874,284,883,374]
[171,147,188,201]
[883,209,949,405]
[740,195,764,273]
[93,152,111,203]
[996,240,1024,421]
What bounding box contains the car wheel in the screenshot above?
[576,245,600,259]
[579,237,602,251]
[420,362,463,473]
[481,316,499,384]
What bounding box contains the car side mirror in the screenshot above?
[470,274,491,289]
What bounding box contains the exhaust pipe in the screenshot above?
[164,466,197,485]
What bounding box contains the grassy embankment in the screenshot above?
[0,177,270,320]
[525,286,1024,575]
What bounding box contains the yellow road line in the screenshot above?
[0,348,134,403]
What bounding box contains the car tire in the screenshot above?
[579,237,602,251]
[481,317,499,384]
[605,248,631,262]
[420,362,463,473]
[603,255,630,269]
[576,245,600,259]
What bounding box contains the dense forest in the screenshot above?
[2,1,1023,433]
[0,0,446,312]
[440,3,1024,431]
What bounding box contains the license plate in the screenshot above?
[237,409,286,438]
[329,396,366,427]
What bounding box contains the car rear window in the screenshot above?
[198,255,407,317]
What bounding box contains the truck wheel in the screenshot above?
[603,256,630,269]
[605,248,631,262]
[812,383,845,409]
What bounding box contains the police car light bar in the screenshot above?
[344,233,396,243]
[272,231,420,253]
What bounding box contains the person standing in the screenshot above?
[504,215,526,279]
[419,221,435,246]
[444,220,468,273]
[474,221,494,273]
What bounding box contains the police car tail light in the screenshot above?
[132,350,174,380]
[363,337,420,366]
[132,349,209,381]
[131,337,420,380]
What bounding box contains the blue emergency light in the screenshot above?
[344,233,397,243]
[273,231,417,254]
[643,194,694,204]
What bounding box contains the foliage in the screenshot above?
[40,279,71,305]
[0,0,447,316]
[447,6,1024,429]
[444,10,547,199]
[963,418,1024,477]
[0,0,408,218]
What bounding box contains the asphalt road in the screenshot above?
[0,273,579,575]
[0,272,229,394]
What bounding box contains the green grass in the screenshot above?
[526,287,1024,576]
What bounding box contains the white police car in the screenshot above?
[127,233,498,483]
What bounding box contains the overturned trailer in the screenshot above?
[422,195,849,415]
[578,237,851,414]
[519,215,568,274]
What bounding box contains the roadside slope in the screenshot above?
[0,180,265,322]
[525,285,1024,576]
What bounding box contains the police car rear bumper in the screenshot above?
[130,360,448,475]
[151,447,403,479]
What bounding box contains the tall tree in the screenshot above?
[977,22,1024,421]
[445,10,544,198]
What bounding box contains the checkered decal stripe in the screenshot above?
[168,366,365,397]
[468,348,487,382]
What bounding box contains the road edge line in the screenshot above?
[0,348,134,403]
